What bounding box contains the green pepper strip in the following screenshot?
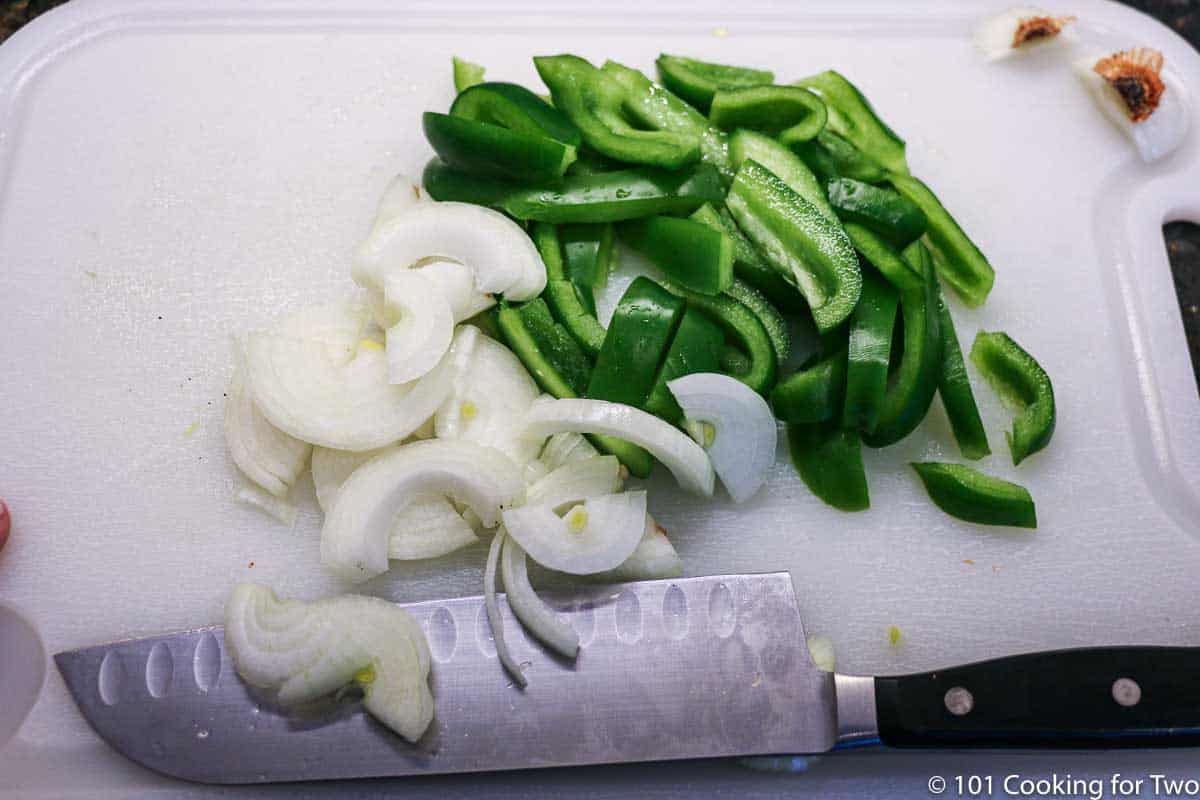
[709,85,828,146]
[655,54,774,114]
[888,173,995,308]
[422,158,521,207]
[531,223,607,358]
[726,160,861,333]
[566,149,623,176]
[842,221,923,292]
[503,163,725,223]
[970,331,1055,466]
[790,129,889,185]
[452,57,485,93]
[911,462,1036,529]
[535,55,699,170]
[728,129,835,223]
[789,423,870,512]
[724,278,790,365]
[689,203,806,314]
[423,112,577,183]
[794,70,908,176]
[495,301,653,477]
[644,309,725,423]
[601,60,733,182]
[514,298,592,396]
[586,277,685,409]
[559,222,614,293]
[771,345,847,424]
[936,291,990,460]
[662,281,777,396]
[827,178,927,248]
[844,272,899,433]
[618,215,734,296]
[451,81,582,147]
[862,242,942,447]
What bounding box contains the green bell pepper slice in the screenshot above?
[771,345,847,424]
[791,129,889,185]
[888,173,995,308]
[618,215,734,295]
[936,293,990,460]
[844,272,900,433]
[827,177,927,248]
[530,223,607,357]
[514,298,592,396]
[502,163,725,223]
[911,462,1036,529]
[559,222,615,292]
[862,242,942,447]
[789,423,870,512]
[728,129,835,223]
[724,278,790,365]
[709,85,828,146]
[566,149,623,176]
[726,159,861,333]
[423,112,577,183]
[795,70,908,176]
[644,308,725,423]
[587,277,685,409]
[451,81,582,148]
[601,60,733,181]
[689,203,806,314]
[422,158,521,206]
[452,57,485,93]
[663,281,778,396]
[655,54,773,114]
[970,331,1055,466]
[496,300,653,477]
[841,221,923,292]
[535,55,699,169]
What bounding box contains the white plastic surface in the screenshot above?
[1,0,1199,796]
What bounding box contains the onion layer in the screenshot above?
[503,490,647,575]
[321,439,522,582]
[522,398,715,495]
[224,584,433,742]
[500,536,579,659]
[225,353,310,498]
[594,514,683,582]
[484,529,527,688]
[668,372,777,503]
[382,270,455,384]
[524,455,623,511]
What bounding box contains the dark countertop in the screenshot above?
[0,0,1197,388]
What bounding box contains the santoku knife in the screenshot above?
[54,572,1200,784]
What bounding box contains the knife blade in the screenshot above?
[55,573,840,784]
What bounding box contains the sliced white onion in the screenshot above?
[522,398,715,496]
[523,458,550,486]
[224,584,433,742]
[667,373,776,504]
[500,536,579,659]
[367,260,495,330]
[225,353,310,498]
[524,455,623,511]
[594,515,683,582]
[538,431,600,472]
[321,439,522,583]
[435,332,543,467]
[273,299,371,363]
[974,7,1074,61]
[502,491,647,575]
[352,202,545,301]
[368,173,427,235]
[807,635,836,672]
[312,445,477,561]
[484,529,527,688]
[1074,55,1190,163]
[234,485,298,526]
[381,270,455,384]
[387,495,480,560]
[247,322,471,452]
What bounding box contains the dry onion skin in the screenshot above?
[975,7,1075,61]
[1075,47,1190,163]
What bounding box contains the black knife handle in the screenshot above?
[875,647,1200,748]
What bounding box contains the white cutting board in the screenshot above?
[2,0,1200,796]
